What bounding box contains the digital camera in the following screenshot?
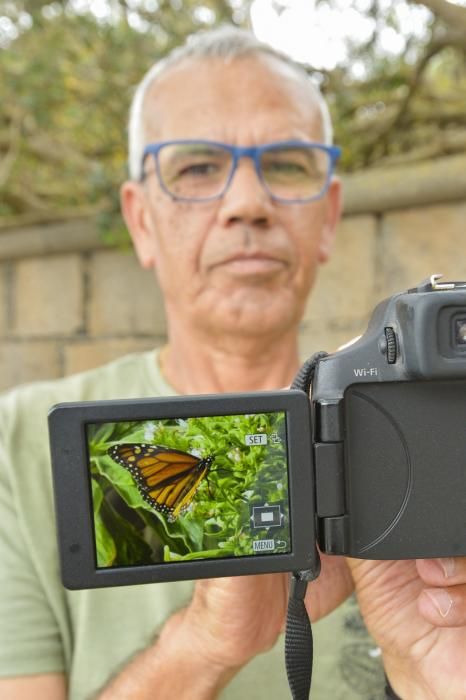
[48,275,466,589]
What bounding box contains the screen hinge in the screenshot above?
[314,400,348,554]
[318,515,349,554]
[314,442,345,516]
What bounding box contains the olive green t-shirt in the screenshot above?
[0,350,385,699]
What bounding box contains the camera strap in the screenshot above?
[284,352,328,699]
[285,572,314,699]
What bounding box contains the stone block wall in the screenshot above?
[300,201,466,356]
[1,198,465,393]
[0,231,167,391]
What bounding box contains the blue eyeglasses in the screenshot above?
[141,139,341,204]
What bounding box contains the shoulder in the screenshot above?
[0,350,158,436]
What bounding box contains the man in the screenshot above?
[1,25,465,700]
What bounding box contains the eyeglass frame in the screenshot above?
[140,139,341,204]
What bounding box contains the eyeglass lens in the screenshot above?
[157,142,331,201]
[260,146,329,201]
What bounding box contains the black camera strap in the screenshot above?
[285,572,314,699]
[286,353,405,700]
[284,352,328,700]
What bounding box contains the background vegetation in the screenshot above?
[1,0,465,236]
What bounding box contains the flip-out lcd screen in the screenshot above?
[86,412,291,569]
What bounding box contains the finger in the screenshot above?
[305,554,353,621]
[418,584,466,626]
[416,557,466,586]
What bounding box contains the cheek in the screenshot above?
[151,201,195,256]
[150,202,217,283]
[283,208,326,266]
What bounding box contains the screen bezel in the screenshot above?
[49,390,317,589]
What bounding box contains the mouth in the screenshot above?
[213,252,288,276]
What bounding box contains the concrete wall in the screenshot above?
[1,178,465,392]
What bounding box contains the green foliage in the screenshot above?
[1,0,465,230]
[87,413,291,567]
[322,0,466,171]
[0,0,241,229]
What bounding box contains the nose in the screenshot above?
[217,157,275,229]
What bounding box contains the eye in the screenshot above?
[267,161,308,175]
[176,161,221,178]
[262,159,312,182]
[261,148,325,182]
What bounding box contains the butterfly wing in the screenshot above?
[108,444,212,519]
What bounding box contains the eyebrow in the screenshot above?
[166,144,226,157]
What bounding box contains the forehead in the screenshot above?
[142,55,324,144]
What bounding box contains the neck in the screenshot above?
[159,325,301,394]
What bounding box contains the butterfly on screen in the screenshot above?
[107,443,214,520]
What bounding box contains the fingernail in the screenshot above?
[436,557,455,578]
[425,589,453,618]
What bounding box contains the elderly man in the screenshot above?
[1,26,465,700]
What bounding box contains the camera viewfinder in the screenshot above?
[454,318,466,346]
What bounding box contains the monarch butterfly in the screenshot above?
[107,443,214,520]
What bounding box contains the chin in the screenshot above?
[193,286,307,337]
[214,304,301,339]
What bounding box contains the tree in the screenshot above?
[1,0,465,229]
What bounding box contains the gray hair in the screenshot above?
[128,24,333,181]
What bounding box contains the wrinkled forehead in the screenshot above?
[141,54,325,144]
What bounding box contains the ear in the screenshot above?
[120,180,156,269]
[317,177,342,264]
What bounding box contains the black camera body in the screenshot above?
[312,275,466,561]
[48,276,466,589]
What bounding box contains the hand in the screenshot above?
[182,553,353,674]
[348,557,466,700]
[185,574,289,672]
